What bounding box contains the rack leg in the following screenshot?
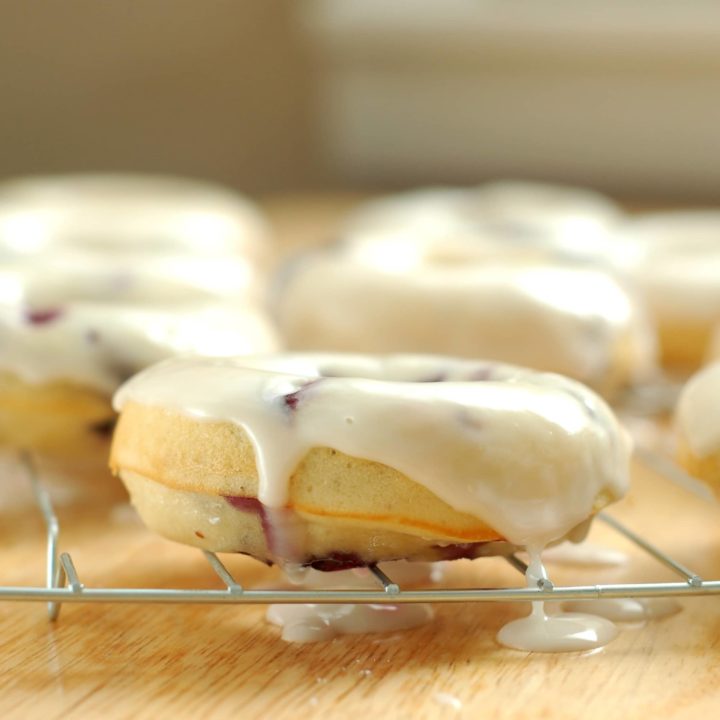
[21,452,64,621]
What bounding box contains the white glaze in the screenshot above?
[0,175,277,391]
[561,598,681,623]
[676,362,720,457]
[344,181,622,260]
[278,233,655,392]
[497,551,618,653]
[0,174,268,261]
[0,298,277,393]
[266,602,434,644]
[497,605,618,653]
[264,561,438,643]
[114,353,630,549]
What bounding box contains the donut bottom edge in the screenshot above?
[119,469,516,569]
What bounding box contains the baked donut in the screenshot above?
[676,362,720,495]
[620,211,720,370]
[275,233,656,398]
[110,353,630,568]
[0,174,278,484]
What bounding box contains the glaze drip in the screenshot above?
[267,603,434,644]
[497,550,619,653]
[265,561,438,643]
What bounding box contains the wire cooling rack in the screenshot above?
[1,450,718,623]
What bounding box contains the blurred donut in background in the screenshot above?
[0,174,278,494]
[276,181,656,398]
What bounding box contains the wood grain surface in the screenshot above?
[1,196,719,719]
[1,460,719,720]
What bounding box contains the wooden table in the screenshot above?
[1,459,719,719]
[1,196,719,719]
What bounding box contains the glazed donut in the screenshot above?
[620,211,720,370]
[276,232,656,397]
[0,174,278,481]
[110,353,630,568]
[676,362,720,495]
[344,180,623,261]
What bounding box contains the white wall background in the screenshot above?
[303,0,720,200]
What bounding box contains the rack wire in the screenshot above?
[1,450,718,622]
